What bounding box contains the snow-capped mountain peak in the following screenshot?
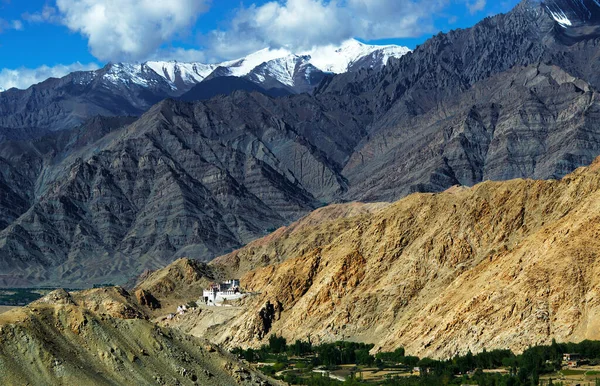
[103,63,152,87]
[151,39,411,84]
[219,47,293,77]
[254,55,303,86]
[140,39,410,92]
[304,39,411,73]
[210,39,411,77]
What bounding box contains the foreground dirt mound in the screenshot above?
[0,288,277,385]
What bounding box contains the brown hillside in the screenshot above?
[161,156,600,359]
[212,202,389,279]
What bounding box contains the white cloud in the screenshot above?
[15,0,494,66]
[22,5,60,23]
[467,0,486,14]
[11,20,23,30]
[0,18,24,32]
[0,62,100,90]
[54,0,210,62]
[205,0,447,60]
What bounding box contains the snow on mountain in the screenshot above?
[45,39,410,96]
[252,55,308,86]
[543,0,600,27]
[218,47,293,77]
[547,6,573,27]
[304,39,411,73]
[145,61,217,86]
[143,39,410,88]
[243,54,327,94]
[208,39,411,78]
[103,63,156,87]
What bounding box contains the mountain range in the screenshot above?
[4,124,600,384]
[3,0,600,287]
[0,39,409,139]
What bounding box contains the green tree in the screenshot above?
[269,334,287,353]
[403,356,420,367]
[355,349,374,366]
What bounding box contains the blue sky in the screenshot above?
[0,0,520,89]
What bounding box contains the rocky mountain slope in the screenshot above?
[180,77,292,102]
[0,287,278,385]
[0,63,171,137]
[145,155,600,359]
[313,0,600,201]
[0,91,372,287]
[344,63,600,200]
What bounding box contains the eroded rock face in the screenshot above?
[197,157,600,359]
[135,289,161,310]
[0,93,366,287]
[0,65,174,138]
[344,63,600,200]
[254,300,284,339]
[258,301,276,338]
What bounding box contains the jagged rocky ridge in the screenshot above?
[3,0,600,286]
[0,92,369,287]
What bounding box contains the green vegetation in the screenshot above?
[0,288,57,306]
[92,283,115,288]
[231,338,600,385]
[186,300,198,308]
[559,369,585,376]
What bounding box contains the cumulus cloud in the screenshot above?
[205,0,447,59]
[14,0,495,66]
[0,62,100,90]
[54,0,210,62]
[11,19,23,30]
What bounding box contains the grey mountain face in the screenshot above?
[0,92,369,287]
[179,77,293,102]
[343,63,600,200]
[320,0,600,198]
[3,0,600,286]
